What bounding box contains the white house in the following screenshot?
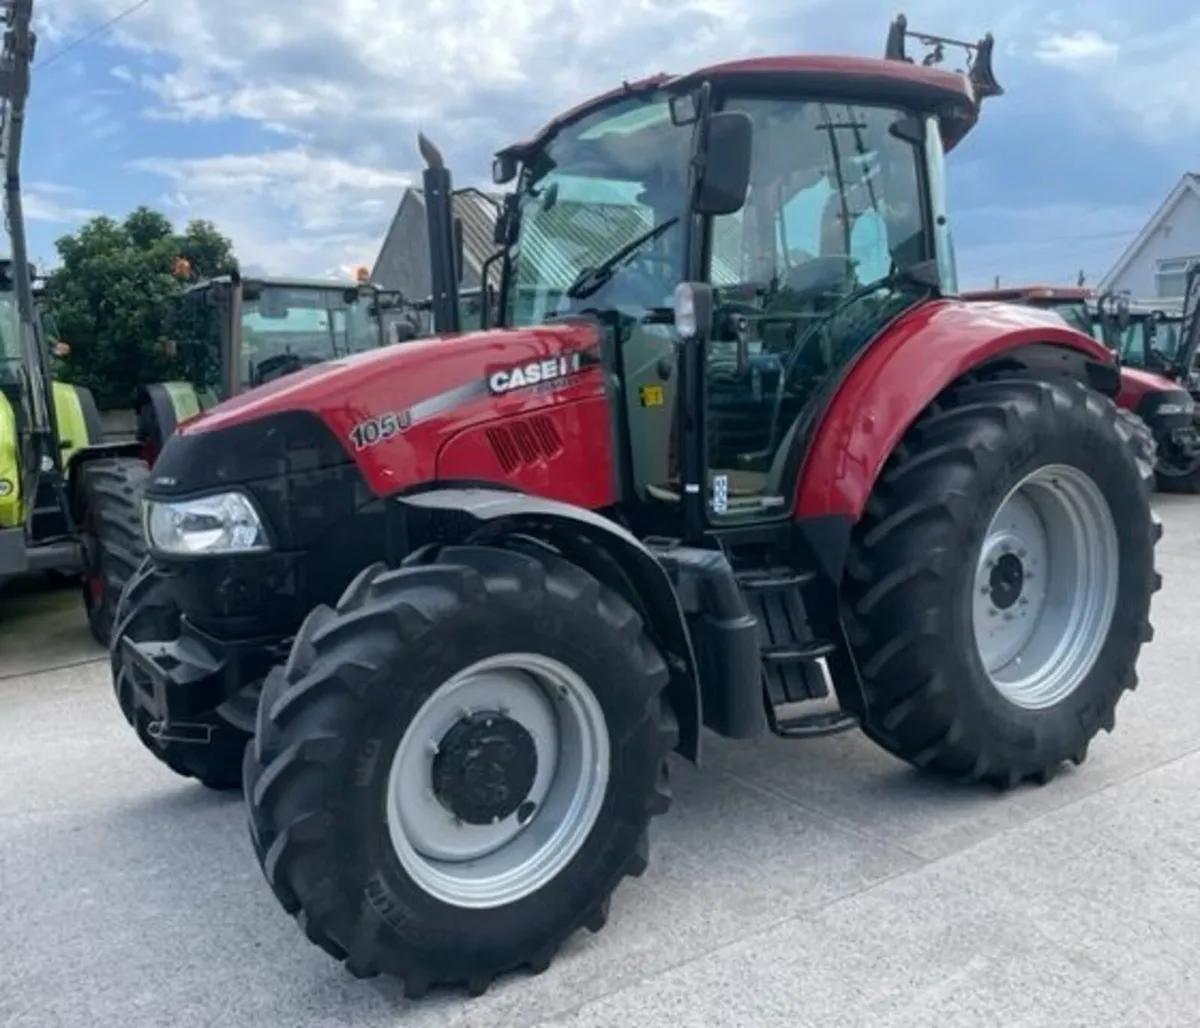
[1098,173,1200,300]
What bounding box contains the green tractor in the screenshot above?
[0,6,109,599]
[74,270,408,644]
[0,259,107,594]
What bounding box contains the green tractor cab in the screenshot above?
[136,273,408,458]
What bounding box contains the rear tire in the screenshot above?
[843,373,1161,788]
[244,541,676,996]
[79,458,150,646]
[111,559,251,790]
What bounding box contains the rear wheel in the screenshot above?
[78,458,150,646]
[844,373,1161,787]
[111,559,253,790]
[244,542,676,996]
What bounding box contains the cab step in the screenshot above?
[736,565,855,740]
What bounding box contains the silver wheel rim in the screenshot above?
[971,463,1120,710]
[385,652,611,909]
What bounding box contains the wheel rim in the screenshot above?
[386,652,611,909]
[971,463,1120,710]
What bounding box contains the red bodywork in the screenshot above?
[180,300,1112,525]
[794,299,1115,518]
[960,284,1180,419]
[182,322,618,512]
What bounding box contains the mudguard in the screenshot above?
[397,485,704,763]
[138,380,207,444]
[51,381,105,465]
[0,390,18,529]
[794,298,1121,521]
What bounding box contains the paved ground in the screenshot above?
[3,499,1200,1028]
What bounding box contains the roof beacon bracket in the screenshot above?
[885,13,1003,102]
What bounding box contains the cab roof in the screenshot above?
[497,53,982,163]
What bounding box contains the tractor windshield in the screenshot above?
[241,284,381,387]
[1109,314,1184,373]
[506,93,691,325]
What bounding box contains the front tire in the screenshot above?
[111,559,252,790]
[79,458,150,646]
[244,542,676,997]
[844,373,1161,787]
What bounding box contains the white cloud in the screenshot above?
[41,0,1194,275]
[23,183,98,224]
[47,0,810,273]
[129,148,413,275]
[1033,30,1119,66]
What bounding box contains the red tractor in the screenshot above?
[962,283,1200,491]
[109,17,1160,996]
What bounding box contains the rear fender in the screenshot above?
[794,301,1119,531]
[138,381,204,442]
[0,390,19,529]
[396,486,703,763]
[50,382,105,465]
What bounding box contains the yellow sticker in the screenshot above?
[639,384,665,407]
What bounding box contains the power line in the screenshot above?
[35,0,153,71]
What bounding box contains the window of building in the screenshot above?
[1155,256,1200,298]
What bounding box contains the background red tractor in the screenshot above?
[962,282,1200,490]
[108,16,1160,996]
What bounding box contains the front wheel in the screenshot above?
[78,458,150,646]
[244,542,676,997]
[111,559,254,790]
[844,373,1161,788]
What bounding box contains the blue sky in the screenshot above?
[23,0,1200,288]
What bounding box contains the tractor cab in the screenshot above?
[1094,292,1189,379]
[167,273,405,403]
[474,16,1001,531]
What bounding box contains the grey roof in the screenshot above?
[372,187,503,283]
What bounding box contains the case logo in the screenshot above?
[488,352,584,395]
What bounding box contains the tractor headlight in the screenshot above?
[144,491,270,556]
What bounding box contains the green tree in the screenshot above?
[45,207,238,408]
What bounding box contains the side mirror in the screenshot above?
[1116,296,1131,331]
[694,111,753,217]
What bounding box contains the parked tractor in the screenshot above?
[73,271,408,643]
[963,281,1200,491]
[0,3,110,596]
[108,16,1161,996]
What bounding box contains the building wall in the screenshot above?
[1106,187,1200,300]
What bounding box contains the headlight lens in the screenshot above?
[144,491,270,556]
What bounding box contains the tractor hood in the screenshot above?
[148,319,608,502]
[179,320,603,442]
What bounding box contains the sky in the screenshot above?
[21,0,1200,289]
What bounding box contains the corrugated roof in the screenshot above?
[397,187,503,276]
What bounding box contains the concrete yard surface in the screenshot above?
[2,498,1200,1027]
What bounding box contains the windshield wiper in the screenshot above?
[564,216,680,300]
